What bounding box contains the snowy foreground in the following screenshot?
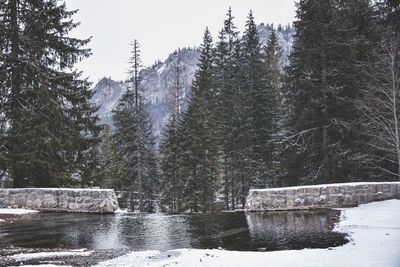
[95,200,400,267]
[4,200,399,267]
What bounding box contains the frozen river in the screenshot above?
[0,209,346,252]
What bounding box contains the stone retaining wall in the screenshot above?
[245,182,400,212]
[0,188,119,213]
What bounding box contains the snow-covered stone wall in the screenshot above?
[246,182,400,212]
[0,188,119,213]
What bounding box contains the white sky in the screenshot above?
[65,0,296,83]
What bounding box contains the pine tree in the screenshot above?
[226,39,254,209]
[264,30,284,186]
[214,7,240,210]
[0,0,101,187]
[242,11,273,194]
[113,40,158,212]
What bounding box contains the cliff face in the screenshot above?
[91,48,199,139]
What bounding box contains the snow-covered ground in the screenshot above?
[9,250,94,261]
[95,199,400,267]
[0,208,39,215]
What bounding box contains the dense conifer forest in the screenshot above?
[0,0,399,212]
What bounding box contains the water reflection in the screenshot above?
[246,210,346,250]
[92,214,126,250]
[0,210,347,252]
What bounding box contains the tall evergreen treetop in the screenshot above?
[243,10,272,188]
[184,27,220,212]
[113,39,158,211]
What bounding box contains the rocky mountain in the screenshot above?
[91,24,294,141]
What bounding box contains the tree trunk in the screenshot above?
[224,157,230,210]
[231,170,235,210]
[130,186,135,211]
[241,174,246,209]
[9,0,21,188]
[321,46,330,183]
[138,168,143,211]
[392,67,400,178]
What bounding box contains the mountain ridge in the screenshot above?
[91,24,294,140]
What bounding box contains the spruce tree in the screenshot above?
[228,39,254,209]
[242,11,273,194]
[264,30,284,186]
[214,7,240,210]
[183,28,220,212]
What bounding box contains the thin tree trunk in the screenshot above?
[10,0,21,188]
[130,186,135,211]
[231,173,235,210]
[391,60,400,178]
[193,168,198,212]
[134,40,139,107]
[241,174,245,209]
[321,47,330,183]
[224,162,229,210]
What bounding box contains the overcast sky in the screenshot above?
[66,0,296,83]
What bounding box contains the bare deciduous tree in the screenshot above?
[358,34,400,178]
[167,54,186,121]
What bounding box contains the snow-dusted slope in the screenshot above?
[91,25,294,140]
[140,48,200,138]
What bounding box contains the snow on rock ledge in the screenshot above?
[0,188,119,213]
[246,182,400,211]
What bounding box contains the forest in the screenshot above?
[0,0,399,212]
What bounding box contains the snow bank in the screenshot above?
[94,199,400,267]
[9,250,94,261]
[115,208,129,214]
[0,208,39,215]
[249,181,399,192]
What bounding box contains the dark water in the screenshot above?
[0,210,347,252]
